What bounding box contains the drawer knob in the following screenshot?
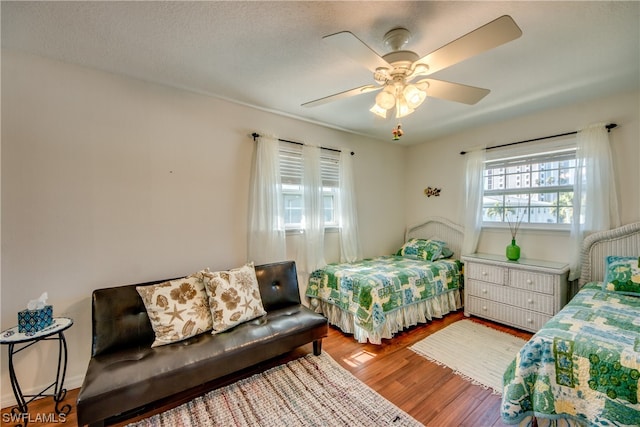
[482,289,487,294]
[527,318,533,323]
[482,306,487,311]
[526,279,533,284]
[482,271,488,276]
[528,299,534,304]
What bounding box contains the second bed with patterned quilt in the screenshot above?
[306,217,465,344]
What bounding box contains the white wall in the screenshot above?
[0,51,406,407]
[405,90,640,262]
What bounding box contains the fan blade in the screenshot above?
[302,85,381,108]
[416,15,522,75]
[419,79,490,105]
[323,31,391,73]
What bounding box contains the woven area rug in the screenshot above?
[409,319,526,394]
[127,352,421,426]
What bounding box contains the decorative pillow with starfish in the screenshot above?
[195,262,267,333]
[137,276,213,347]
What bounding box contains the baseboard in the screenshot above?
[1,374,84,410]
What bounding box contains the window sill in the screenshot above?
[481,223,571,233]
[285,226,340,236]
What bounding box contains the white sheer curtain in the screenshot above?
[568,123,620,281]
[300,145,326,274]
[338,150,362,262]
[248,137,359,283]
[247,135,286,264]
[461,148,486,256]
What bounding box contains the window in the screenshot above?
[482,147,576,227]
[279,143,340,229]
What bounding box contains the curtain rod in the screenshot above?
[459,123,618,155]
[251,132,354,156]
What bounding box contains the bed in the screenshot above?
[501,221,640,426]
[306,217,464,344]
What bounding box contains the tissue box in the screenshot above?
[18,305,53,334]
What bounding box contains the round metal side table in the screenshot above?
[1,317,73,426]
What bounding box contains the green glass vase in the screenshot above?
[506,238,521,261]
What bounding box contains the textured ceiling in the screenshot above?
[2,1,639,145]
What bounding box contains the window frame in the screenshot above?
[481,139,577,232]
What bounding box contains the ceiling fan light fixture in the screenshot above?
[369,104,387,118]
[375,88,396,110]
[395,97,414,118]
[403,84,426,109]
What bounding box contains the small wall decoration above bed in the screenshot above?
[424,187,441,197]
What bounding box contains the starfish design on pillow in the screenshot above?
[239,297,252,313]
[167,304,186,323]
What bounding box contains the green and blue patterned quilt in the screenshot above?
[501,282,640,426]
[306,256,462,334]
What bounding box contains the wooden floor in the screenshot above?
[1,311,532,427]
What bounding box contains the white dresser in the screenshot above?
[461,253,569,332]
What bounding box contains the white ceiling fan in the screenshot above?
[302,15,522,119]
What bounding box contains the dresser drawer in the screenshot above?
[462,254,568,332]
[466,296,550,332]
[509,270,554,294]
[466,280,554,315]
[465,262,506,285]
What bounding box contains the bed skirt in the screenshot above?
[309,289,462,344]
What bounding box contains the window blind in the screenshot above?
[279,142,340,187]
